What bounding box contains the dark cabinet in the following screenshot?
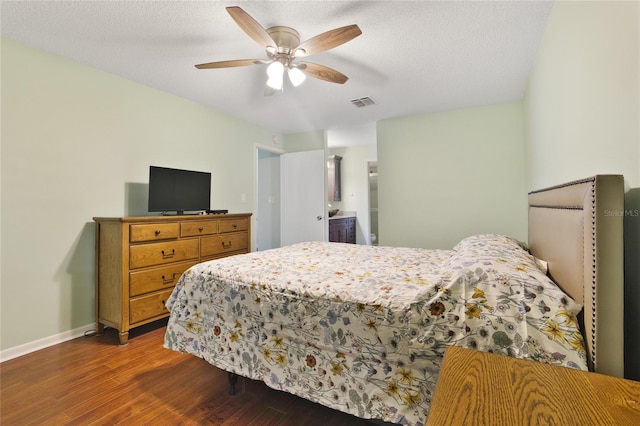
[329,217,356,244]
[327,155,342,202]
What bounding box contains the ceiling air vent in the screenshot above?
[350,97,376,108]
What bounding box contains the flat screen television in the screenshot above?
[148,166,211,215]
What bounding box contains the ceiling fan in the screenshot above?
[195,6,362,94]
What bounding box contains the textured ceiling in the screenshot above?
[0,1,554,134]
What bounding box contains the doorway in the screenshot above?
[368,162,379,245]
[256,146,282,251]
[256,146,326,251]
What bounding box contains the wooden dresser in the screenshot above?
[93,213,252,344]
[328,216,356,244]
[427,346,640,425]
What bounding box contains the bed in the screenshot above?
[163,175,624,426]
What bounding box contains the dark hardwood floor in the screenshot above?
[1,320,378,425]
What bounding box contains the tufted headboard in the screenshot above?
[528,175,624,377]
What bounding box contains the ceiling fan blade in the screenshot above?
[226,6,277,51]
[293,25,362,57]
[299,62,349,84]
[195,59,265,69]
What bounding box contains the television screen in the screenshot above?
[148,166,211,214]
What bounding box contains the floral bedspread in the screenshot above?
[164,235,587,426]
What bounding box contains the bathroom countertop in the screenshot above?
[328,211,356,220]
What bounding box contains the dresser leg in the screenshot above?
[228,372,239,395]
[118,331,129,345]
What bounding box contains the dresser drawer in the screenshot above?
[180,220,219,237]
[130,261,197,297]
[129,239,199,269]
[130,223,179,243]
[130,288,173,324]
[219,218,248,233]
[201,232,248,257]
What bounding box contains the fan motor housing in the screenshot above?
[267,26,300,54]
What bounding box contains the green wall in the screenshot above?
[283,131,325,153]
[377,102,527,249]
[524,1,639,190]
[523,1,639,380]
[0,39,278,351]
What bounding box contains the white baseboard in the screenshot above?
[0,323,96,363]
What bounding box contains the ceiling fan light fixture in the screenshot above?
[266,61,284,78]
[267,75,283,90]
[288,67,306,87]
[266,61,284,90]
[197,7,362,94]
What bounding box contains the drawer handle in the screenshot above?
[232,223,238,229]
[161,273,176,284]
[199,226,204,232]
[155,230,161,236]
[161,249,175,258]
[222,241,232,249]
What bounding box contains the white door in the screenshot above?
[281,150,326,245]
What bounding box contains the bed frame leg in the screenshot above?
[227,372,239,395]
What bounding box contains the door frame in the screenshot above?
[254,143,285,252]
